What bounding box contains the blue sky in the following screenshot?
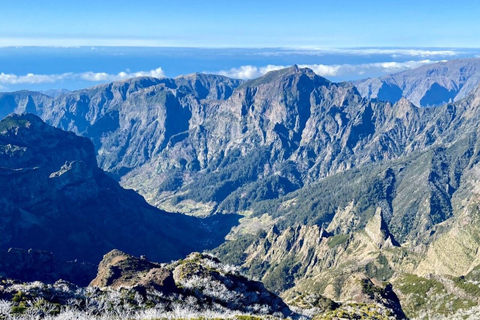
[1,1,480,92]
[1,0,480,48]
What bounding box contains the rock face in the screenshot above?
[0,113,238,264]
[0,250,293,318]
[354,58,480,107]
[89,250,292,316]
[6,65,480,220]
[90,249,177,294]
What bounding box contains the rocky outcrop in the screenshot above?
[90,250,292,316]
[90,249,177,294]
[0,250,293,318]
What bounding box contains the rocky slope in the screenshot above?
[5,64,480,219]
[354,58,480,107]
[0,113,238,264]
[0,249,407,319]
[212,85,480,318]
[0,250,293,319]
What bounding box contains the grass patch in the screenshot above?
[327,234,349,248]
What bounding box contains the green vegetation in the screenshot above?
[313,303,393,320]
[452,276,480,296]
[395,274,477,318]
[327,234,349,248]
[0,116,30,132]
[263,256,300,292]
[180,148,272,205]
[290,293,340,312]
[365,254,394,281]
[397,274,442,299]
[251,161,397,234]
[213,233,257,266]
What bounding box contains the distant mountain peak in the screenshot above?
[239,65,329,90]
[355,58,480,107]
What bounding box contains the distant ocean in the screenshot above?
[0,46,479,92]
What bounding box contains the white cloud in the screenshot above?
[216,60,438,80]
[217,65,287,79]
[301,60,438,77]
[335,48,458,57]
[257,48,459,58]
[0,68,165,85]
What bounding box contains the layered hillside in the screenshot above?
[355,58,480,107]
[4,63,480,219]
[0,113,237,264]
[4,62,480,318]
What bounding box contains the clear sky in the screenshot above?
[1,0,479,48]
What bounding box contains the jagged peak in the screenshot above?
[238,65,330,90]
[364,208,399,248]
[394,97,417,108]
[392,97,419,119]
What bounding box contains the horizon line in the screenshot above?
[0,45,479,50]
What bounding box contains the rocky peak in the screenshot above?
[90,249,176,293]
[239,65,330,90]
[364,208,399,249]
[174,73,243,100]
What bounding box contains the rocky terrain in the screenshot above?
[3,60,480,318]
[0,250,406,319]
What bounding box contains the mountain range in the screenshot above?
[355,58,480,107]
[3,58,480,318]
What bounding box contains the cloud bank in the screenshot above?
[217,60,438,79]
[0,68,165,85]
[0,60,441,89]
[257,48,459,58]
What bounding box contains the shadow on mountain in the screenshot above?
[0,113,240,265]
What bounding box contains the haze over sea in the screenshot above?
[2,46,480,92]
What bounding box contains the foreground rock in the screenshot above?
[90,250,292,316]
[0,250,294,319]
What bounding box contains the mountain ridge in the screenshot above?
[355,58,480,107]
[4,62,480,317]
